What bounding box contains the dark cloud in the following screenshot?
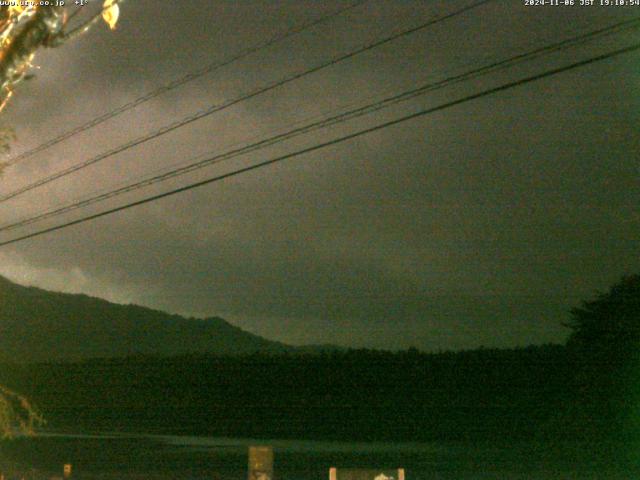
[0,0,637,350]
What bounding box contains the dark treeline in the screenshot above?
[0,344,617,442]
[1,274,638,444]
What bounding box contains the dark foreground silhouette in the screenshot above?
[0,275,638,474]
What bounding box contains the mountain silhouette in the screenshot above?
[0,275,294,362]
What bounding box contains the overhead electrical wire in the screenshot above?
[0,41,637,248]
[2,0,370,168]
[1,17,638,235]
[0,0,493,203]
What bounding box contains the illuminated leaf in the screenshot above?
[102,0,120,30]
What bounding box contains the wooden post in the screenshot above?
[248,445,273,480]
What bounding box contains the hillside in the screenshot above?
[0,275,291,362]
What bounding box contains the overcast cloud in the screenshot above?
[0,0,637,350]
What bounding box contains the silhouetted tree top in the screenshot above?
[560,274,640,440]
[565,274,640,353]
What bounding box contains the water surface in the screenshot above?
[0,431,634,479]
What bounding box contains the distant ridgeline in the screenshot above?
[0,275,300,361]
[0,274,638,443]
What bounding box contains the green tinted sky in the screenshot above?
[0,0,637,350]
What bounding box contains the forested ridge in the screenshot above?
[1,275,638,444]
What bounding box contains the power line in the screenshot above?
[1,41,637,248]
[0,0,493,203]
[2,17,638,234]
[2,0,369,168]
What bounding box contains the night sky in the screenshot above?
[0,0,637,351]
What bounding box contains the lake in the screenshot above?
[0,431,636,479]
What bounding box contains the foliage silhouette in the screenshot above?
[563,274,640,440]
[1,275,638,445]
